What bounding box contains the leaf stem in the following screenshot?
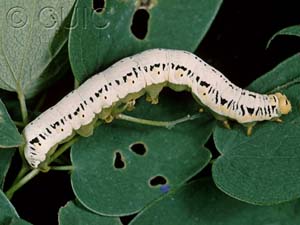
[5,169,39,200]
[48,136,79,165]
[17,91,28,124]
[116,113,202,129]
[50,165,74,171]
[5,136,79,199]
[14,120,25,127]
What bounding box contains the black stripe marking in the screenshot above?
[247,107,255,115]
[39,134,46,140]
[132,68,138,77]
[80,103,84,110]
[220,98,228,105]
[240,104,245,116]
[46,128,52,134]
[50,121,60,129]
[215,91,219,104]
[29,137,40,145]
[200,81,210,88]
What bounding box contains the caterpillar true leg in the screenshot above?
[273,118,283,123]
[223,120,231,129]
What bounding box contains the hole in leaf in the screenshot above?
[93,0,105,13]
[131,9,149,40]
[149,175,167,187]
[130,142,147,156]
[113,151,125,169]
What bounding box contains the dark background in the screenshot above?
[9,1,300,225]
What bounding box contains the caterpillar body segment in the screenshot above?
[23,49,292,168]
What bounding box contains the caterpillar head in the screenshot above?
[274,92,292,115]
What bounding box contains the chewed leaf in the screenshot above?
[0,99,22,148]
[130,179,300,225]
[71,92,214,215]
[69,0,223,82]
[267,25,300,48]
[59,201,121,225]
[0,0,75,98]
[213,55,300,204]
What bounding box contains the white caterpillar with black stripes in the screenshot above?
[23,49,292,168]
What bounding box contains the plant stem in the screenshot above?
[14,120,25,127]
[17,91,28,124]
[48,136,79,165]
[11,165,30,186]
[50,165,74,171]
[116,113,202,129]
[5,169,40,200]
[5,137,79,199]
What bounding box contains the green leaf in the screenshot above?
[247,53,300,93]
[213,54,300,204]
[267,25,300,48]
[69,0,223,82]
[0,190,19,224]
[0,0,75,98]
[8,218,32,225]
[0,149,15,189]
[71,91,214,215]
[130,179,300,225]
[59,201,122,225]
[0,99,22,148]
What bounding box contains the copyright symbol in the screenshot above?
[6,7,27,28]
[39,7,59,29]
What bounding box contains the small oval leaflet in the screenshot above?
[22,49,292,168]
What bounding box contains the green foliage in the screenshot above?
[0,0,300,224]
[0,190,19,224]
[267,25,300,48]
[0,0,74,99]
[7,218,33,225]
[69,0,223,82]
[71,93,213,215]
[213,54,300,204]
[0,149,15,189]
[0,99,22,148]
[130,179,300,225]
[59,201,121,225]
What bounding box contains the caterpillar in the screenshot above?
[23,49,292,168]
